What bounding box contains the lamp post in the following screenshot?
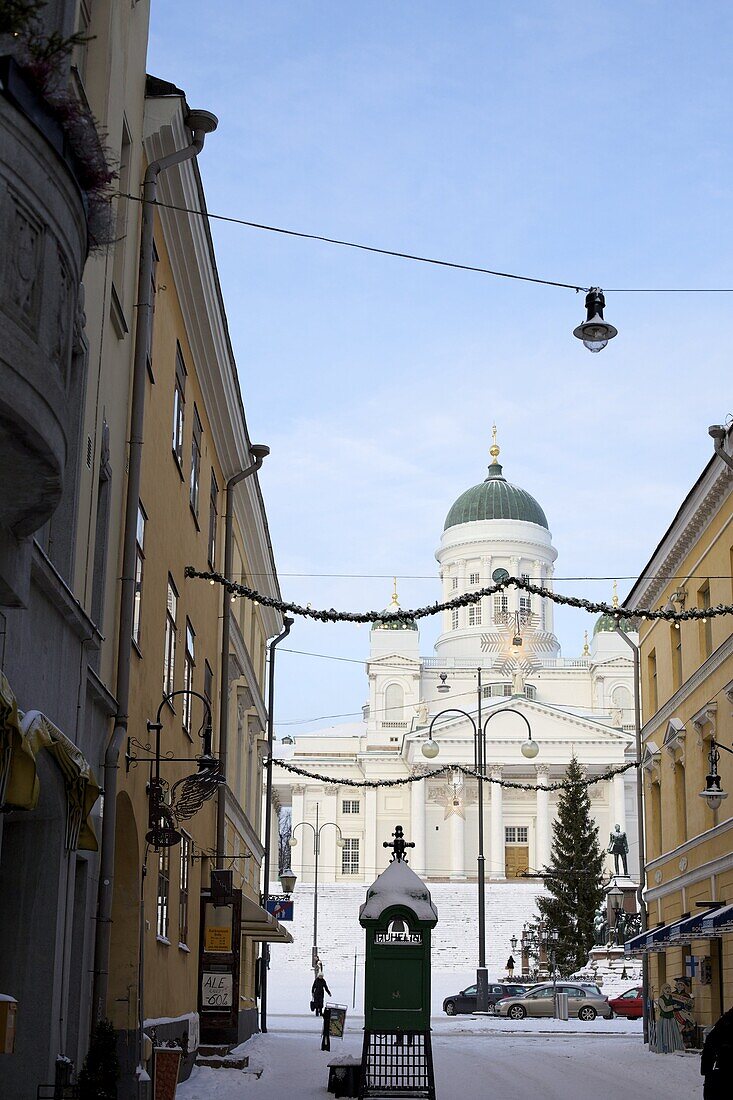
[289,803,344,972]
[699,737,732,812]
[421,674,538,1012]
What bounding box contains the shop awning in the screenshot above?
[668,907,724,943]
[624,928,651,956]
[241,894,293,944]
[0,675,100,851]
[702,903,733,937]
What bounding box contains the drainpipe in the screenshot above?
[91,108,218,1028]
[616,628,649,1044]
[215,449,270,867]
[259,615,294,1034]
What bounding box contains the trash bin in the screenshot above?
[555,992,569,1021]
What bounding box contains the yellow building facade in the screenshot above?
[626,424,733,1031]
[106,84,286,1090]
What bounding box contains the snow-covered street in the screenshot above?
[178,1011,702,1100]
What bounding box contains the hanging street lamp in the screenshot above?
[573,288,618,353]
[699,737,731,812]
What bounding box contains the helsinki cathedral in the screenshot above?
[276,432,639,889]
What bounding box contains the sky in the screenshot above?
[147,1,733,734]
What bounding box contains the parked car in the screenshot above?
[496,983,613,1020]
[607,986,643,1019]
[443,982,529,1016]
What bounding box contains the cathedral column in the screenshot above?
[535,765,551,870]
[365,787,378,880]
[291,784,306,880]
[613,772,627,836]
[450,807,466,880]
[322,786,339,882]
[490,767,505,880]
[410,771,427,876]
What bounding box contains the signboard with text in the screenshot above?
[201,972,234,1009]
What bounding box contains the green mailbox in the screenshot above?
[359,826,438,1033]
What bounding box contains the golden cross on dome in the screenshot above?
[391,577,399,606]
[612,580,619,608]
[489,423,501,464]
[583,630,590,656]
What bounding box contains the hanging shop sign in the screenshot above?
[265,897,294,921]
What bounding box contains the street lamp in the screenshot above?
[573,288,618,353]
[289,804,344,971]
[279,869,297,894]
[510,935,518,953]
[607,883,624,930]
[420,672,539,1012]
[699,738,731,811]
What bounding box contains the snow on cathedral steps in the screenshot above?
[275,881,548,977]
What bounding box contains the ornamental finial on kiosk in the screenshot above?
[383,824,415,863]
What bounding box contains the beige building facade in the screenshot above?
[625,423,733,1032]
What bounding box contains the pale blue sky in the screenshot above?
[148,1,733,731]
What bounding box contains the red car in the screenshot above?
[608,986,643,1019]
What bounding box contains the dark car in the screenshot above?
[607,986,643,1019]
[443,982,528,1015]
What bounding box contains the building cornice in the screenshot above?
[142,101,282,640]
[625,455,732,611]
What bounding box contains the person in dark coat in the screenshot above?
[701,1005,733,1099]
[311,974,331,1017]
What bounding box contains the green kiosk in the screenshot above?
[358,826,438,1100]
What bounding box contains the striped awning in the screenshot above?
[624,928,650,956]
[702,903,733,937]
[668,907,724,942]
[0,675,99,851]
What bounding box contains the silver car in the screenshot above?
[496,982,612,1021]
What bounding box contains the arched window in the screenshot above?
[384,683,404,722]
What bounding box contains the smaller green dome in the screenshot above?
[371,585,418,631]
[593,612,635,636]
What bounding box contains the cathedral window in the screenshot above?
[505,826,528,844]
[341,838,360,874]
[468,604,482,626]
[469,572,480,585]
[342,800,360,814]
[452,577,459,589]
[384,683,404,722]
[493,594,509,622]
[451,608,459,630]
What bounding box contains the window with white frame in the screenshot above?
[451,608,459,630]
[190,406,202,516]
[342,799,360,814]
[132,502,146,646]
[483,683,512,699]
[493,594,509,621]
[468,603,482,626]
[208,470,218,568]
[172,344,186,468]
[163,576,177,696]
[505,826,529,844]
[341,838,360,874]
[179,832,191,945]
[469,572,480,585]
[452,577,459,589]
[519,574,532,619]
[157,846,170,939]
[183,620,195,733]
[384,683,404,721]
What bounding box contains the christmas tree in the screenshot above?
[78,1018,120,1100]
[536,755,605,974]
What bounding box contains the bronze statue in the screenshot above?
[608,824,629,876]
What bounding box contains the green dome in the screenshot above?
[444,461,548,531]
[594,612,635,636]
[371,590,418,631]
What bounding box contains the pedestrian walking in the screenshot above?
[311,973,331,1017]
[701,1005,733,1099]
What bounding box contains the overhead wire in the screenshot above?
[119,192,733,294]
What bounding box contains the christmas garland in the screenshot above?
[185,566,733,626]
[273,757,638,792]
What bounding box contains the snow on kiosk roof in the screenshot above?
[359,858,438,925]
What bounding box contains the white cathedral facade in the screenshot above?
[275,437,639,890]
